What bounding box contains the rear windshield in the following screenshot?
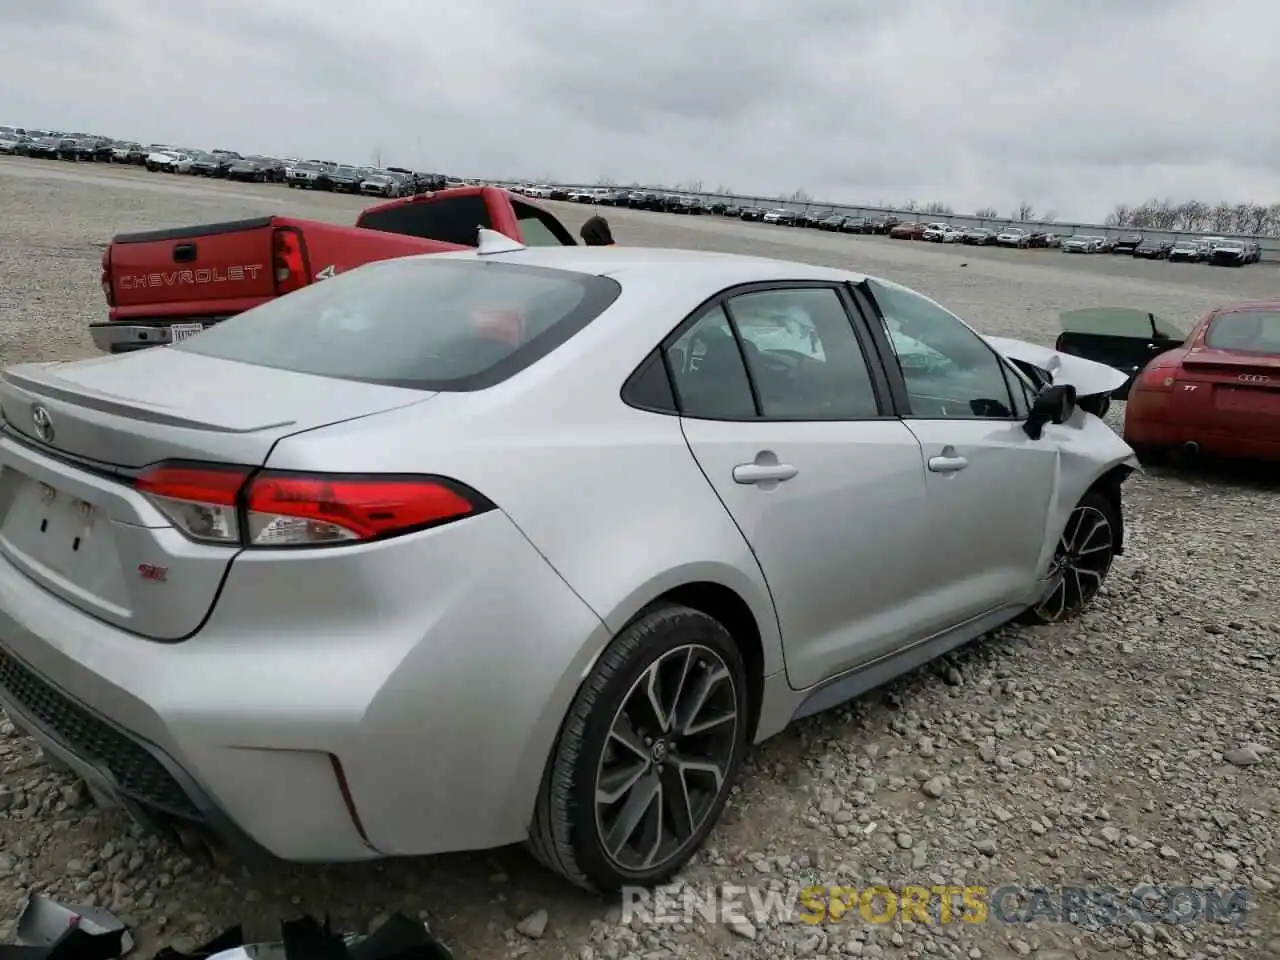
[1204,311,1280,354]
[358,194,493,246]
[175,259,621,390]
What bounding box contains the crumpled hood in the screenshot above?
[984,335,1130,398]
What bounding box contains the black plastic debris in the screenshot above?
[0,895,133,960]
[153,927,245,960]
[2,902,453,960]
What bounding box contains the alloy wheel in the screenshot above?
[1033,504,1114,622]
[594,644,740,873]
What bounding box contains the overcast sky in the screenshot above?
[3,0,1277,221]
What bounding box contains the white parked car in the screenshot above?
[145,151,191,173]
[0,236,1137,892]
[941,226,966,243]
[920,222,951,241]
[996,228,1030,248]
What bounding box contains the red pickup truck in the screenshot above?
[92,186,578,352]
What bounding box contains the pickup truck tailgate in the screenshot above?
[109,216,277,310]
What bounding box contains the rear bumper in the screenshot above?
[0,508,608,862]
[90,321,216,353]
[0,647,271,860]
[1124,418,1280,462]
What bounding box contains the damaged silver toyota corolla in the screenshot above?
[0,237,1137,892]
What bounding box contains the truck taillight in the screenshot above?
[272,227,310,294]
[100,246,114,306]
[135,462,493,548]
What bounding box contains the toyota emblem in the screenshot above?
[1238,373,1270,384]
[30,403,54,443]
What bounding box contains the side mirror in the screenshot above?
[1024,383,1077,439]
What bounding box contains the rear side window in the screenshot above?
[176,259,621,391]
[357,195,492,246]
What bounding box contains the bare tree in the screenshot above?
[595,175,617,186]
[974,207,999,219]
[1209,202,1234,232]
[1101,196,1280,237]
[1105,203,1132,227]
[1174,200,1208,231]
[786,188,812,203]
[678,180,705,194]
[901,199,918,212]
[1042,210,1058,222]
[371,146,385,167]
[714,183,733,196]
[921,201,954,215]
[1014,202,1035,221]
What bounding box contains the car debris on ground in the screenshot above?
[0,898,453,960]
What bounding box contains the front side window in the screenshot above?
[177,259,620,390]
[727,288,880,419]
[867,279,1016,419]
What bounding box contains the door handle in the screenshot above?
[733,463,799,484]
[928,455,968,473]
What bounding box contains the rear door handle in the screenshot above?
[928,455,968,473]
[733,463,799,484]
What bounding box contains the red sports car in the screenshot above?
[1055,301,1280,463]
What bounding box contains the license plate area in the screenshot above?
[169,322,204,343]
[0,472,102,575]
[1214,386,1280,415]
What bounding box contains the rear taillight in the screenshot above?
[134,462,489,547]
[1136,366,1176,391]
[272,226,310,294]
[100,246,114,306]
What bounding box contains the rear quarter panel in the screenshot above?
[258,287,785,684]
[292,223,464,282]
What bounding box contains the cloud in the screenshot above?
[2,0,1277,220]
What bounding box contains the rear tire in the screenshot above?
[1017,490,1118,626]
[528,604,750,892]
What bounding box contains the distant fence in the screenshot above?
[497,182,1280,263]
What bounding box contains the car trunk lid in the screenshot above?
[0,350,433,639]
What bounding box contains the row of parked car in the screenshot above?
[886,223,1262,265]
[0,127,449,199]
[510,184,1265,266]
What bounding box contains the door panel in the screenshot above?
[901,419,1056,619]
[865,277,1060,623]
[680,418,931,689]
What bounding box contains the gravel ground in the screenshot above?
[0,158,1277,960]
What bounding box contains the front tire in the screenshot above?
[528,604,750,892]
[1017,491,1118,625]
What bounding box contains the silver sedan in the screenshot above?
[0,237,1137,892]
